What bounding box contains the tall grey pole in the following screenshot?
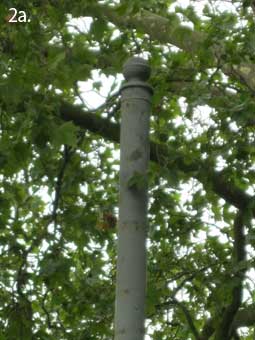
[114,57,153,340]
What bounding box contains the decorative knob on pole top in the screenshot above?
[123,57,151,82]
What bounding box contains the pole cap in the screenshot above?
[123,57,151,82]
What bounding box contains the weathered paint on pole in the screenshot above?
[114,57,153,340]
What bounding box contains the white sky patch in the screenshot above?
[170,0,238,16]
[215,155,228,171]
[76,71,123,110]
[67,15,93,34]
[229,121,239,132]
[246,186,255,195]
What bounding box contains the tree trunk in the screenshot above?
[114,57,153,340]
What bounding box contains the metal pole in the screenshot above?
[114,57,153,340]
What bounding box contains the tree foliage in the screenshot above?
[1,0,255,339]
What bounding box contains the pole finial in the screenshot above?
[123,57,151,82]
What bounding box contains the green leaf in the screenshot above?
[52,121,78,147]
[90,19,108,40]
[49,52,66,71]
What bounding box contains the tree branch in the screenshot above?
[200,211,247,340]
[170,297,201,340]
[60,101,254,215]
[214,211,246,339]
[232,304,255,328]
[52,145,72,231]
[83,3,255,93]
